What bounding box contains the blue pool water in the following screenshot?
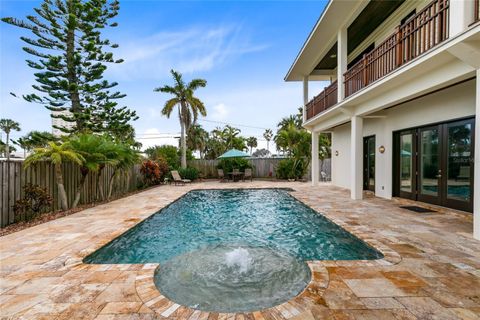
[85,188,382,312]
[84,188,382,264]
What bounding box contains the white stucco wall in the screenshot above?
[330,79,476,198]
[331,123,351,189]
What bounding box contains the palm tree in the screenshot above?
[0,119,21,161]
[106,143,139,200]
[69,134,119,208]
[187,124,209,159]
[263,129,273,153]
[154,70,207,168]
[246,137,258,155]
[13,136,31,158]
[13,131,56,158]
[222,125,242,149]
[24,141,84,211]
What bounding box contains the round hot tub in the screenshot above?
[154,244,311,313]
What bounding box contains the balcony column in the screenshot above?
[350,116,363,200]
[311,130,319,186]
[303,75,309,122]
[337,26,348,102]
[474,69,480,240]
[449,0,473,38]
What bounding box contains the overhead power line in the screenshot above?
[198,119,270,131]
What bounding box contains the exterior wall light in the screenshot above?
[335,150,339,156]
[379,145,385,154]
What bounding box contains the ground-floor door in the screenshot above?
[363,136,375,191]
[393,117,475,212]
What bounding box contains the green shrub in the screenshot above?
[276,158,308,180]
[178,167,199,180]
[13,183,53,220]
[216,158,253,174]
[146,145,180,169]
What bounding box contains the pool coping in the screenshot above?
[71,186,403,317]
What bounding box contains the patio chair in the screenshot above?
[232,168,241,182]
[218,169,227,182]
[243,168,253,181]
[171,170,191,185]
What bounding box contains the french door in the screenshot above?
[363,136,375,191]
[394,118,474,212]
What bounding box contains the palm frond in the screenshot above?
[162,98,179,117]
[187,78,207,91]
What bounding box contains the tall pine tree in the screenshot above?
[2,0,138,135]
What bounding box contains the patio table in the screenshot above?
[228,172,244,182]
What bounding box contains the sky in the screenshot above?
[0,0,328,153]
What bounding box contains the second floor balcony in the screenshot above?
[344,0,449,98]
[302,0,479,122]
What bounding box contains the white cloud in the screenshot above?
[107,25,268,80]
[210,103,229,121]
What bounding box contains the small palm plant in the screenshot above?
[24,141,84,211]
[69,134,116,208]
[106,143,139,200]
[154,70,207,168]
[0,119,21,161]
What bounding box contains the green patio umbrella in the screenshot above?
[217,149,250,159]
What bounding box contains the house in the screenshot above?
[285,0,480,239]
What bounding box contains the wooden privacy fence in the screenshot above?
[188,157,331,180]
[0,160,141,227]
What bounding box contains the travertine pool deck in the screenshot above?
[1,181,479,319]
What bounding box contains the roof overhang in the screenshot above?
[284,0,366,82]
[285,0,405,82]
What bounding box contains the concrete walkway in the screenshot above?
[1,181,479,319]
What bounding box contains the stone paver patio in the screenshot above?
[1,181,479,319]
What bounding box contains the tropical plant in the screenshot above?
[252,148,270,158]
[187,124,208,159]
[154,70,207,168]
[275,123,311,158]
[246,137,258,155]
[106,143,140,200]
[2,0,138,135]
[13,183,53,220]
[140,159,169,186]
[24,141,84,210]
[110,124,142,150]
[277,107,303,131]
[0,118,20,160]
[13,131,57,158]
[276,158,308,180]
[217,158,252,174]
[69,134,119,208]
[221,125,246,150]
[274,123,312,180]
[178,167,199,181]
[145,145,180,169]
[263,129,273,153]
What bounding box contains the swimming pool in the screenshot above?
[84,188,382,312]
[85,188,382,264]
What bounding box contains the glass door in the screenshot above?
[363,136,375,191]
[444,119,474,211]
[417,126,441,205]
[394,118,474,212]
[398,132,415,199]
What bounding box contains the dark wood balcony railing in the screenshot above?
[474,0,480,24]
[344,0,449,97]
[305,80,337,120]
